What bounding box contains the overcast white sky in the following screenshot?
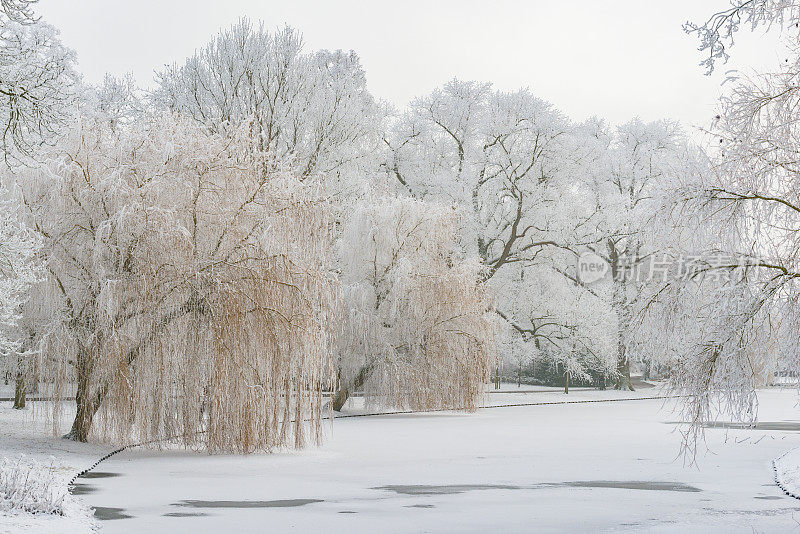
[38,0,781,131]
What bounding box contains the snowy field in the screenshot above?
[3,387,792,533]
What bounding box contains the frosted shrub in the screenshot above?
[0,456,66,516]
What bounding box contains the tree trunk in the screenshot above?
[331,384,350,412]
[63,348,100,442]
[13,373,25,409]
[64,386,101,442]
[609,238,635,392]
[63,300,196,441]
[564,370,569,395]
[614,349,634,391]
[332,366,370,412]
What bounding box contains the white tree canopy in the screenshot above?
[153,19,384,196]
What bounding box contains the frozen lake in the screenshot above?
[76,389,800,533]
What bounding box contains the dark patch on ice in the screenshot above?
[174,499,323,508]
[375,481,698,495]
[684,421,800,431]
[93,507,132,520]
[383,414,467,420]
[550,480,701,492]
[703,421,800,432]
[405,504,435,508]
[68,483,96,495]
[163,512,209,517]
[755,495,785,500]
[338,510,358,514]
[79,471,121,479]
[374,484,520,495]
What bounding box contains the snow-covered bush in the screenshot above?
[0,456,66,516]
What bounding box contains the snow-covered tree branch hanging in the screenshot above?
[334,195,496,411]
[642,1,800,452]
[20,107,338,452]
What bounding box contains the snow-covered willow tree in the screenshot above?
[19,106,338,451]
[334,195,496,411]
[148,20,501,421]
[0,2,76,159]
[153,18,383,195]
[0,182,39,408]
[386,79,615,384]
[640,0,800,450]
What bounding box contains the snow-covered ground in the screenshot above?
[774,445,800,499]
[30,387,799,533]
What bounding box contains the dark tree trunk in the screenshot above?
[331,385,350,412]
[13,373,25,409]
[63,346,99,442]
[62,300,196,442]
[564,370,569,394]
[332,366,370,412]
[64,388,101,442]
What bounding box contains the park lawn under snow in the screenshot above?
[28,386,800,534]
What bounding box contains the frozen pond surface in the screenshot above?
[79,389,800,533]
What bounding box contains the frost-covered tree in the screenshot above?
[387,80,616,384]
[0,4,76,159]
[19,106,337,450]
[153,18,383,194]
[0,182,39,408]
[1,1,37,23]
[587,119,693,390]
[644,0,800,450]
[685,0,800,74]
[334,195,496,411]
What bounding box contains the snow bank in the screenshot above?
[1,455,69,514]
[0,403,110,534]
[774,447,800,499]
[0,455,95,534]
